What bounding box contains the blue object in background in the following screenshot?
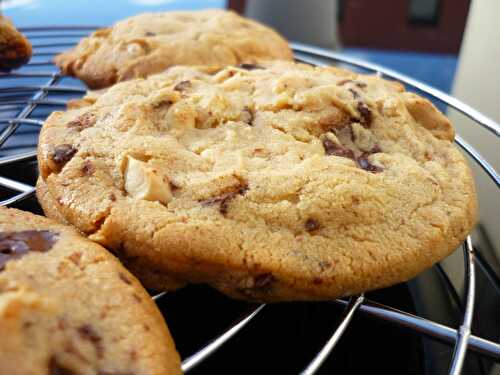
[343,48,458,94]
[342,48,458,113]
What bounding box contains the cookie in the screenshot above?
[36,177,186,292]
[37,61,477,302]
[55,9,293,89]
[0,207,181,374]
[0,16,32,71]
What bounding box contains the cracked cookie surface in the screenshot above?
[55,9,293,89]
[37,61,477,302]
[0,207,181,374]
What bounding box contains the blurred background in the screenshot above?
[1,0,498,373]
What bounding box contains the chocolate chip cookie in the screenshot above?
[55,9,293,89]
[0,16,32,71]
[37,61,477,302]
[0,207,181,374]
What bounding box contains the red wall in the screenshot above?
[338,0,470,53]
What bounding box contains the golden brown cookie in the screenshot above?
[0,207,181,374]
[37,61,477,302]
[0,16,32,71]
[55,9,293,89]
[36,177,186,291]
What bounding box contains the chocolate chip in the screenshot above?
[0,230,58,271]
[357,102,372,127]
[173,80,191,92]
[77,324,103,358]
[238,63,264,70]
[200,185,248,215]
[357,154,383,173]
[49,356,75,375]
[305,218,320,232]
[67,112,96,131]
[169,181,180,192]
[51,144,77,171]
[322,138,355,160]
[81,160,94,176]
[145,31,156,36]
[119,272,132,285]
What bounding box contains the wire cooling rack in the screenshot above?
[0,26,499,374]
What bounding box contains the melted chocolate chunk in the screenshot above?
[78,324,103,358]
[357,153,383,173]
[0,230,58,271]
[357,102,372,127]
[322,138,355,160]
[305,218,320,232]
[67,112,96,131]
[49,356,75,375]
[238,63,264,70]
[173,80,191,92]
[51,144,77,171]
[145,31,156,36]
[200,185,248,215]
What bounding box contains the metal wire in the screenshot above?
[0,26,498,374]
[181,304,265,372]
[300,294,365,375]
[449,237,477,374]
